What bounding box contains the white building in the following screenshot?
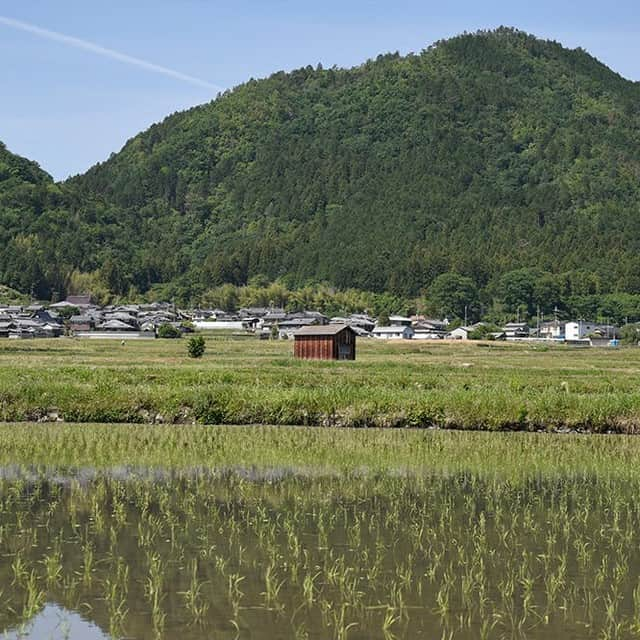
[447,322,486,340]
[539,322,564,340]
[447,326,473,340]
[372,326,414,340]
[565,321,601,341]
[413,328,444,340]
[193,320,245,331]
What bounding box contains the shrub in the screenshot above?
[468,323,501,340]
[180,321,195,333]
[620,323,640,345]
[187,335,206,358]
[57,306,80,320]
[158,323,181,339]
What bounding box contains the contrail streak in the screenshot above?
[0,15,222,91]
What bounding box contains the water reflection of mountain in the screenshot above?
[2,603,110,640]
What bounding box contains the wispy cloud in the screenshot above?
[0,15,222,91]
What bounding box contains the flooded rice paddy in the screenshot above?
[2,467,640,639]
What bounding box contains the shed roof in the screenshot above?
[295,324,354,337]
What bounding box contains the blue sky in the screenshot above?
[1,0,638,180]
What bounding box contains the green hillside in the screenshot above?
[3,28,640,313]
[0,142,73,299]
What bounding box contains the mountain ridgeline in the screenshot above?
[3,28,640,311]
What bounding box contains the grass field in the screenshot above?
[2,336,640,431]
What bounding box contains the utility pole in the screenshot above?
[537,305,540,337]
[464,305,468,327]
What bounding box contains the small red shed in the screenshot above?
[294,324,356,360]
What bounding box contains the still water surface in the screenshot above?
[1,468,638,639]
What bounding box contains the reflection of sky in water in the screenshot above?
[2,604,110,640]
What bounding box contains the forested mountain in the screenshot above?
[0,142,74,299]
[3,28,640,314]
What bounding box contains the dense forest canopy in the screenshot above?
[2,28,640,319]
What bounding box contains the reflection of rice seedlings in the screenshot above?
[301,571,321,608]
[179,558,210,624]
[23,570,45,621]
[382,607,400,640]
[215,553,228,575]
[104,556,129,638]
[61,572,80,607]
[227,572,244,619]
[293,621,309,640]
[145,552,166,637]
[331,603,357,640]
[262,562,285,611]
[81,540,95,586]
[632,579,640,633]
[434,573,451,618]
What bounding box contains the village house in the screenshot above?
[50,295,96,313]
[192,318,246,331]
[388,315,413,327]
[299,310,329,325]
[40,322,64,338]
[447,322,486,340]
[103,311,138,326]
[538,321,564,340]
[447,326,473,340]
[192,309,215,322]
[348,314,376,332]
[69,315,95,332]
[277,317,319,338]
[329,314,376,333]
[413,327,445,340]
[98,319,138,332]
[0,321,15,338]
[372,326,414,340]
[65,294,93,307]
[412,317,449,331]
[0,306,22,316]
[24,304,44,313]
[503,322,530,339]
[33,309,62,325]
[565,321,617,341]
[412,319,449,340]
[238,307,271,318]
[260,310,288,328]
